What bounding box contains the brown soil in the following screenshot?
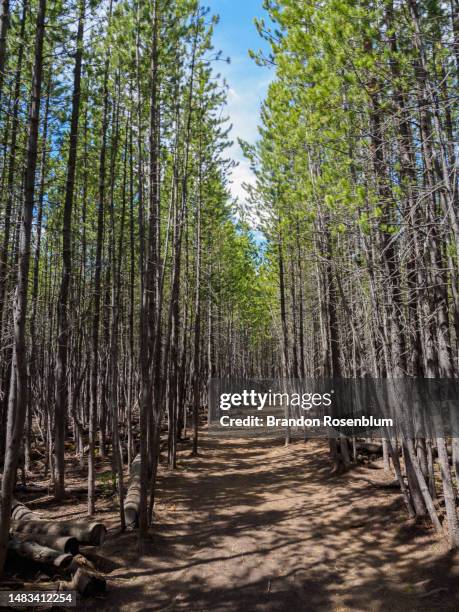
[9,435,459,611]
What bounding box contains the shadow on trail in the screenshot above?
[85,436,459,612]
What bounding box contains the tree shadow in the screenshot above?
[62,436,459,611]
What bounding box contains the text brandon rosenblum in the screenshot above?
[219,415,394,428]
[215,390,394,428]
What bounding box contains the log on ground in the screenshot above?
[8,537,73,570]
[60,567,106,598]
[11,520,106,546]
[13,532,79,555]
[11,498,41,521]
[355,442,383,455]
[123,454,141,527]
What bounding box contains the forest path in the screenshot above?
[89,435,459,611]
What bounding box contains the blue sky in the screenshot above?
[209,0,273,204]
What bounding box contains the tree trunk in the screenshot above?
[0,0,47,578]
[88,0,112,516]
[54,0,85,500]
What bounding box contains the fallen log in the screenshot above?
[14,483,47,494]
[13,533,79,555]
[124,454,141,527]
[69,553,96,572]
[374,479,402,490]
[62,567,106,598]
[356,442,383,455]
[12,520,106,546]
[0,579,24,589]
[8,537,73,570]
[11,498,41,521]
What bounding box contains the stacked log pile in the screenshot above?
[6,499,107,598]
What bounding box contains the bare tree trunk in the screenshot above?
[0,0,46,577]
[433,411,459,548]
[138,0,160,545]
[54,0,85,500]
[0,0,28,349]
[89,6,111,515]
[108,109,129,531]
[192,153,202,456]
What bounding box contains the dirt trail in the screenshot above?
[87,435,459,611]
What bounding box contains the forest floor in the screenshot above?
[7,433,459,611]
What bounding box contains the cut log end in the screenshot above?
[87,523,107,546]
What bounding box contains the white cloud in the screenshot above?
[227,87,241,101]
[221,65,271,212]
[230,158,255,202]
